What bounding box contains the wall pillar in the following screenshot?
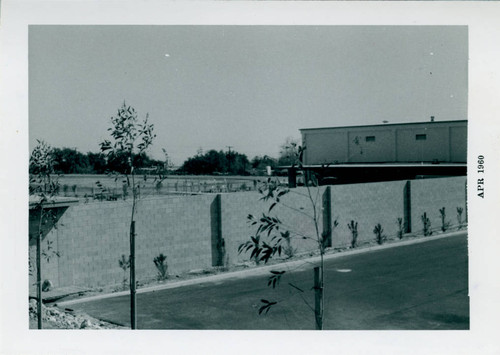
[404,180,412,233]
[210,194,225,266]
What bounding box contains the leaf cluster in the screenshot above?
[29,140,60,198]
[258,299,278,315]
[267,270,285,288]
[238,213,296,264]
[100,102,156,172]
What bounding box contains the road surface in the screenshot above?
[67,233,469,330]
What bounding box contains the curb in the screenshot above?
[57,229,467,307]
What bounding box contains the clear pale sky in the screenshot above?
[29,25,467,165]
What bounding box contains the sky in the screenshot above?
[29,25,468,165]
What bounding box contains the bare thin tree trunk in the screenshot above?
[130,166,137,329]
[314,266,323,330]
[37,208,43,329]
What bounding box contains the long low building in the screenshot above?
[289,119,467,185]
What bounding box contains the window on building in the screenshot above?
[365,136,376,142]
[416,134,427,141]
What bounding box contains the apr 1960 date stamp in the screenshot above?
[477,155,484,198]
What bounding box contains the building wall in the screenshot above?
[301,121,467,165]
[347,128,395,163]
[29,176,467,292]
[303,131,347,165]
[395,126,449,162]
[450,126,467,162]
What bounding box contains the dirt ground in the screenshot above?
[29,298,127,329]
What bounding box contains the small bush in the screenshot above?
[153,253,168,280]
[119,254,130,287]
[439,207,450,232]
[282,231,297,259]
[457,207,464,229]
[122,182,128,200]
[155,181,163,194]
[421,212,432,236]
[42,279,53,292]
[396,218,404,239]
[373,223,387,245]
[348,220,358,248]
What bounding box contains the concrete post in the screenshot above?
[211,194,224,266]
[404,181,412,233]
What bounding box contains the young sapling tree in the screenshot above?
[373,223,387,245]
[421,212,432,236]
[348,220,359,248]
[396,217,404,239]
[100,102,156,329]
[29,140,61,329]
[153,253,168,281]
[439,207,450,232]
[456,207,464,230]
[238,145,330,329]
[119,254,131,288]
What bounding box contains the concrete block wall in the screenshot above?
[329,180,407,248]
[29,195,214,290]
[222,187,324,265]
[29,176,467,292]
[410,176,467,235]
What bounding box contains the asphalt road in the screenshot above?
[67,233,469,330]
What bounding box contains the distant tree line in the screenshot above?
[30,136,300,176]
[178,137,300,175]
[179,150,250,175]
[31,147,167,175]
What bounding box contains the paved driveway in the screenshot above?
[67,233,469,330]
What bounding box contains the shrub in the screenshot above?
[457,207,464,229]
[421,212,432,236]
[282,231,297,259]
[155,181,163,194]
[348,220,358,248]
[153,253,168,280]
[373,223,387,245]
[396,218,404,239]
[439,207,450,232]
[95,181,107,201]
[122,182,128,200]
[119,254,130,287]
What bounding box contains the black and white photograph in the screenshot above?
[1,1,500,354]
[27,24,469,331]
